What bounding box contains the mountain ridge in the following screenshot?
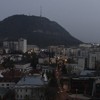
[0,14,82,47]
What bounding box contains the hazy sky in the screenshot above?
[0,0,100,43]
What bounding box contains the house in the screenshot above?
[66,64,79,75]
[38,57,49,64]
[0,79,15,89]
[0,69,24,89]
[27,45,39,54]
[42,65,55,73]
[15,63,32,72]
[15,74,46,100]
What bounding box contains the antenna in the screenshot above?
[40,6,42,17]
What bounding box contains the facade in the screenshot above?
[66,64,79,74]
[0,88,10,100]
[27,45,39,54]
[95,52,100,61]
[78,57,89,70]
[38,57,49,64]
[89,53,96,69]
[15,63,32,72]
[3,38,27,53]
[68,94,91,100]
[79,43,92,48]
[48,45,66,56]
[15,75,46,100]
[92,79,100,98]
[0,82,15,89]
[3,40,18,51]
[18,38,27,53]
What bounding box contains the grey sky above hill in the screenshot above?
[0,0,100,43]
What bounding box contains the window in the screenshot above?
[25,95,27,97]
[20,89,22,92]
[2,84,4,86]
[7,84,9,86]
[20,95,22,98]
[17,95,19,98]
[17,89,19,92]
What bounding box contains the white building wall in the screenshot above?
[89,53,96,69]
[78,58,85,70]
[27,45,39,54]
[95,52,100,61]
[66,64,79,74]
[3,41,19,51]
[3,41,9,48]
[15,63,31,72]
[79,43,92,48]
[18,38,27,53]
[15,88,32,100]
[15,87,44,100]
[38,57,49,64]
[0,82,15,89]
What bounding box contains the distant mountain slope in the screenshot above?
[0,15,82,47]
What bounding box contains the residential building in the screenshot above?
[89,53,96,69]
[48,45,66,56]
[78,57,88,70]
[3,38,27,53]
[15,75,46,100]
[27,45,39,54]
[15,63,32,72]
[3,40,18,51]
[18,38,27,53]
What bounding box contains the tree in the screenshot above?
[2,57,14,69]
[48,71,58,87]
[61,65,67,75]
[30,52,38,69]
[23,52,38,69]
[66,65,73,75]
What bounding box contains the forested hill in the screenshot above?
[0,15,82,47]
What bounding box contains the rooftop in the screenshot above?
[68,94,91,100]
[16,75,45,87]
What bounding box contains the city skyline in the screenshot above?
[0,0,100,43]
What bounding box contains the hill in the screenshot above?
[0,15,82,47]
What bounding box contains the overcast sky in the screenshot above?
[0,0,100,43]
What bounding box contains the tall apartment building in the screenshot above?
[18,38,27,53]
[48,45,66,56]
[3,40,18,51]
[89,53,96,69]
[3,38,27,53]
